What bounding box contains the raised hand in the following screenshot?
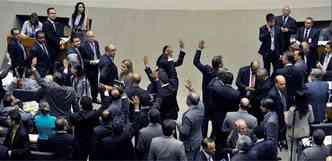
[143,56,149,66]
[131,96,140,110]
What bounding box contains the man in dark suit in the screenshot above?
[260,98,279,145]
[7,28,28,77]
[31,31,53,77]
[208,71,240,160]
[275,51,304,108]
[99,44,119,99]
[81,31,101,103]
[275,6,297,52]
[318,42,332,81]
[250,68,273,122]
[193,40,223,138]
[156,41,186,80]
[259,13,283,75]
[3,110,30,160]
[236,60,260,97]
[69,96,100,160]
[296,17,320,70]
[230,135,254,161]
[305,69,329,123]
[197,138,216,161]
[42,7,64,61]
[48,117,76,160]
[248,139,278,161]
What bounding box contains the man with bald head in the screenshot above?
[236,60,261,97]
[81,30,101,103]
[276,5,297,52]
[125,72,152,125]
[177,80,204,161]
[267,75,288,146]
[222,98,257,132]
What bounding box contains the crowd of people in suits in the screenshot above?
[1,2,332,161]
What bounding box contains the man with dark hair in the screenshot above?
[299,129,329,161]
[67,34,85,68]
[7,28,28,77]
[193,40,225,137]
[275,51,304,108]
[260,98,279,145]
[230,135,254,161]
[198,138,216,161]
[148,119,187,161]
[136,109,163,160]
[32,66,79,117]
[318,42,332,81]
[236,60,260,97]
[31,31,53,77]
[275,5,297,52]
[48,118,76,160]
[296,17,320,70]
[259,13,283,75]
[42,7,64,61]
[69,96,99,160]
[3,110,30,160]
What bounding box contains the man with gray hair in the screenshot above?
[275,5,297,52]
[305,68,329,123]
[177,80,204,161]
[230,135,254,161]
[222,97,257,132]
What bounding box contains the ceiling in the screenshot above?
[7,0,332,10]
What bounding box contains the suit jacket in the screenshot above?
[236,66,252,97]
[275,15,297,51]
[295,59,308,82]
[299,144,329,161]
[197,150,214,161]
[275,64,304,108]
[231,152,254,161]
[262,112,279,143]
[136,123,163,160]
[193,49,218,103]
[222,111,257,132]
[178,104,205,152]
[156,50,186,80]
[99,55,119,85]
[248,140,278,161]
[258,25,283,57]
[226,130,257,152]
[31,42,53,77]
[296,27,320,49]
[305,80,329,123]
[81,40,101,75]
[3,124,30,160]
[251,78,273,105]
[48,131,76,160]
[7,39,28,69]
[0,144,9,160]
[320,54,332,81]
[148,136,187,161]
[42,19,61,55]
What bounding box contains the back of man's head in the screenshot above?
[162,119,176,136]
[284,51,296,64]
[239,97,250,111]
[313,129,326,146]
[310,68,323,80]
[211,55,223,69]
[217,71,233,85]
[236,135,253,152]
[149,109,160,124]
[261,98,275,111]
[132,73,141,85]
[101,110,112,123]
[53,72,64,85]
[80,96,93,111]
[187,92,200,106]
[55,117,67,131]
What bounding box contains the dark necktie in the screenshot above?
[304,29,309,41]
[89,42,97,60]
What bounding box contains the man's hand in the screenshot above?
[281,27,289,32]
[185,80,195,92]
[198,40,205,50]
[317,63,322,69]
[179,40,184,49]
[245,87,255,92]
[151,70,158,81]
[143,56,149,66]
[131,96,140,111]
[31,57,37,67]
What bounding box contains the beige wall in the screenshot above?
[0,1,331,112]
